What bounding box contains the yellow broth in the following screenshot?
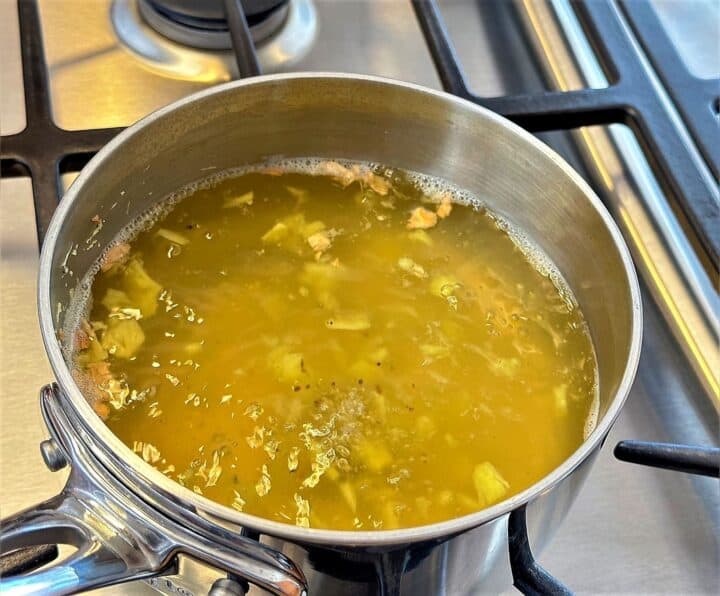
[72,161,598,531]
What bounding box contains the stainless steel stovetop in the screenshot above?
[1,1,717,594]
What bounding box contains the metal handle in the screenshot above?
[509,506,572,596]
[1,489,168,595]
[0,384,308,596]
[614,440,720,477]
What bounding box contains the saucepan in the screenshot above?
[0,74,642,595]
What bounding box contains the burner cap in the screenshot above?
[139,0,290,49]
[111,0,317,79]
[147,0,287,20]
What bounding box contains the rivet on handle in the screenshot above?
[39,438,68,471]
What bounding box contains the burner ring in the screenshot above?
[138,0,290,49]
[111,0,316,80]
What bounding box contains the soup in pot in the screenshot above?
[69,160,598,531]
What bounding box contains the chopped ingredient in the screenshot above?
[554,384,568,416]
[156,228,190,246]
[261,221,289,244]
[267,347,305,383]
[294,493,310,527]
[339,482,357,513]
[122,259,162,317]
[436,194,453,219]
[262,213,326,254]
[100,319,145,359]
[256,465,272,496]
[407,229,433,246]
[397,257,428,279]
[288,447,300,472]
[325,312,371,331]
[407,207,438,230]
[473,462,509,507]
[85,360,113,385]
[307,230,331,253]
[315,160,356,187]
[223,191,254,208]
[206,451,222,487]
[74,328,90,350]
[73,160,598,532]
[100,243,131,272]
[364,171,391,195]
[356,440,392,473]
[232,490,246,512]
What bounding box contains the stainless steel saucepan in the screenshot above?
[0,74,642,595]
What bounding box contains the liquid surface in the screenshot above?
[73,161,597,531]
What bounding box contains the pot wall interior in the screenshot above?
[49,76,635,428]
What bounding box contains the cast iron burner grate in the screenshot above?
[0,0,718,594]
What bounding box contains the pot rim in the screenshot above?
[38,72,642,547]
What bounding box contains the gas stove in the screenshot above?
[1,1,718,594]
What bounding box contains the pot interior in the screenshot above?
[45,74,639,501]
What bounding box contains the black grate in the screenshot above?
[411,0,719,266]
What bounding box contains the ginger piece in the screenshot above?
[312,161,393,196]
[554,384,569,416]
[407,207,438,230]
[156,228,189,246]
[262,221,290,245]
[420,344,449,358]
[75,319,108,364]
[325,312,371,331]
[473,462,509,507]
[122,259,162,317]
[316,161,355,187]
[262,214,327,255]
[299,261,353,311]
[430,275,460,297]
[366,173,391,196]
[436,194,453,219]
[100,318,145,359]
[408,229,433,246]
[223,191,254,208]
[267,346,305,384]
[294,493,310,527]
[356,440,392,473]
[339,482,357,513]
[397,257,428,279]
[307,230,331,253]
[100,243,131,273]
[101,288,132,312]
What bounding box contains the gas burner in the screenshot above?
[111,0,316,80]
[138,0,290,49]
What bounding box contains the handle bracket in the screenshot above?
[0,384,308,596]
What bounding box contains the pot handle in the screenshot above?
[0,488,168,594]
[509,506,571,596]
[0,384,308,596]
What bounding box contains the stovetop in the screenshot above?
[1,1,718,594]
